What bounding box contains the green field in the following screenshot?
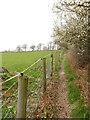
[1,50,61,118]
[1,51,56,72]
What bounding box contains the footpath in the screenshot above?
[55,55,71,118]
[34,55,71,118]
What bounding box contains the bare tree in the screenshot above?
[30,45,36,51]
[51,42,55,50]
[49,41,53,50]
[51,45,55,50]
[16,45,22,52]
[47,41,53,50]
[47,42,50,50]
[37,43,42,51]
[22,44,27,52]
[43,46,48,51]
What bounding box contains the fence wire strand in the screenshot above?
[0,52,61,118]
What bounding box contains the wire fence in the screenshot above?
[0,51,62,118]
[0,77,18,118]
[26,58,43,118]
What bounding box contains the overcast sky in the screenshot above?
[0,0,54,51]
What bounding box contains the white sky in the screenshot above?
[0,0,54,51]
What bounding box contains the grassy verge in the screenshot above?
[64,55,89,118]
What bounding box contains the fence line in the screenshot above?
[0,51,63,118]
[0,53,51,85]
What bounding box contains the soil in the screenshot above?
[34,55,71,118]
[55,55,71,118]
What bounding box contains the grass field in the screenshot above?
[1,51,56,72]
[1,50,62,118]
[1,50,56,118]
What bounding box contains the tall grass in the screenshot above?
[64,55,89,118]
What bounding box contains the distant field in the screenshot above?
[1,51,55,72]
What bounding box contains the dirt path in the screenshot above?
[34,55,71,118]
[55,55,71,118]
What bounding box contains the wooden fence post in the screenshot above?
[16,73,28,118]
[43,58,46,98]
[51,53,53,77]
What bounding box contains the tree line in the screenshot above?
[16,41,60,52]
[2,41,61,53]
